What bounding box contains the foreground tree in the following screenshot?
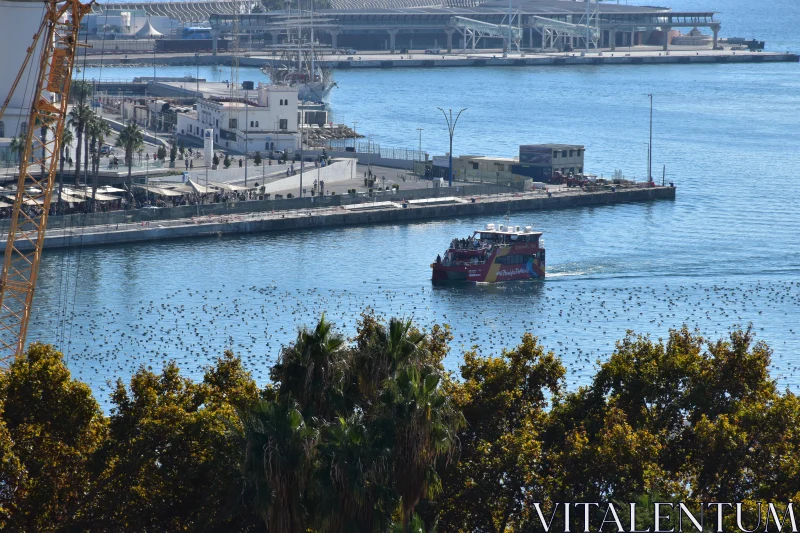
[83,352,262,531]
[433,334,565,532]
[241,313,463,533]
[0,344,106,532]
[1,321,799,532]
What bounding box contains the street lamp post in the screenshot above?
[195,53,200,96]
[417,127,423,161]
[437,107,466,187]
[300,100,305,198]
[244,89,249,187]
[647,93,653,183]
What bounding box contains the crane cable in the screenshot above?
[62,5,107,361]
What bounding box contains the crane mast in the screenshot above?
[0,0,93,365]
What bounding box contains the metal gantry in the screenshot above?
[0,0,93,366]
[450,16,521,51]
[530,16,600,51]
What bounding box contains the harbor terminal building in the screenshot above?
[206,0,721,52]
[176,83,303,154]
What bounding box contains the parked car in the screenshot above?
[99,145,113,156]
[345,48,357,54]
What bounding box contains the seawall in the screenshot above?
[85,50,799,69]
[1,186,675,252]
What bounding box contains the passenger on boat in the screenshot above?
[436,254,442,264]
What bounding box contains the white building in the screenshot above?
[0,0,49,163]
[177,83,302,154]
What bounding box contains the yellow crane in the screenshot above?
[0,0,93,366]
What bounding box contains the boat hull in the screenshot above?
[431,255,545,283]
[298,81,334,103]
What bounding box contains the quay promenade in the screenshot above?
[83,47,799,71]
[0,184,675,252]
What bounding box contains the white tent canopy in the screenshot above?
[135,185,183,197]
[135,20,163,39]
[186,179,214,194]
[210,181,251,192]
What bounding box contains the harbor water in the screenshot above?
[27,0,800,403]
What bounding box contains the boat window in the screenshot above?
[495,254,527,265]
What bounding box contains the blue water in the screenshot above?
[35,0,800,403]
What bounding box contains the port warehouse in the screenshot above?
[83,0,722,52]
[207,0,721,52]
[423,144,586,184]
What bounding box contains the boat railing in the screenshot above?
[443,258,488,267]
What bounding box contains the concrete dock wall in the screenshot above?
[93,51,799,70]
[26,183,508,233]
[2,186,675,252]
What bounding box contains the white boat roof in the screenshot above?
[477,229,543,236]
[477,224,542,236]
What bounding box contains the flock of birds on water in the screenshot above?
[27,277,800,403]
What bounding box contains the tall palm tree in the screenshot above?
[67,104,92,183]
[70,80,93,105]
[270,314,347,418]
[86,116,111,211]
[353,317,427,404]
[380,365,464,532]
[57,129,73,213]
[312,412,395,533]
[8,135,22,167]
[115,121,144,204]
[36,112,57,177]
[236,398,314,533]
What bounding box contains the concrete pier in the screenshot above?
[84,48,799,72]
[1,185,675,252]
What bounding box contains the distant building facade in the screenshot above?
[177,83,301,154]
[428,143,585,184]
[516,144,585,181]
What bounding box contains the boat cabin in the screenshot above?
[475,223,542,247]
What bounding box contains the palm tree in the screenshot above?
[36,112,57,177]
[236,398,314,533]
[380,365,464,532]
[311,412,395,533]
[270,314,347,418]
[86,116,111,211]
[58,129,74,213]
[8,135,23,167]
[70,80,93,105]
[115,121,144,204]
[67,104,92,183]
[354,317,427,404]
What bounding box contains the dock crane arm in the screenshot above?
[0,0,93,366]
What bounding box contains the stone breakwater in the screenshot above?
[1,186,675,252]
